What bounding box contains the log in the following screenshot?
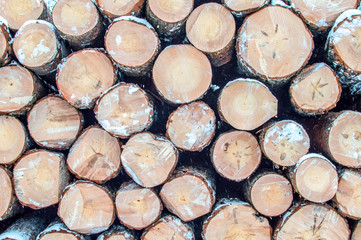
[104,16,160,77]
[258,120,310,167]
[274,203,350,240]
[287,0,359,30]
[121,132,178,188]
[95,0,145,21]
[96,225,134,240]
[288,153,338,203]
[0,166,22,221]
[52,0,104,50]
[202,199,272,240]
[56,48,116,109]
[218,78,278,131]
[352,220,361,240]
[12,20,65,76]
[0,18,11,66]
[146,0,193,39]
[0,115,28,165]
[0,0,47,31]
[222,0,268,17]
[334,169,361,220]
[236,5,314,85]
[159,167,216,222]
[211,130,262,181]
[115,181,162,230]
[94,82,154,139]
[0,215,47,240]
[141,215,195,240]
[13,149,71,209]
[326,9,361,94]
[289,62,342,115]
[0,64,45,116]
[36,221,89,240]
[313,110,361,168]
[245,172,293,217]
[186,2,235,67]
[152,44,212,104]
[58,181,115,235]
[166,101,216,151]
[67,126,122,184]
[27,95,83,150]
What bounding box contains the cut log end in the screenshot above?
[28,95,83,150]
[121,132,178,188]
[352,221,361,239]
[0,166,14,220]
[153,44,212,104]
[38,233,79,240]
[67,126,122,184]
[58,181,115,235]
[148,0,193,23]
[166,101,216,151]
[0,115,27,165]
[37,222,85,240]
[211,130,261,181]
[96,0,145,19]
[95,83,154,139]
[218,79,278,131]
[115,182,162,230]
[260,120,310,167]
[57,49,116,109]
[223,0,267,15]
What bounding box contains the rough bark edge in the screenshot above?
[36,220,90,240]
[0,17,12,66]
[96,224,135,240]
[222,0,270,18]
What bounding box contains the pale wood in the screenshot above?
[36,221,89,240]
[56,48,116,109]
[0,18,11,66]
[141,215,195,240]
[67,126,122,184]
[186,2,235,67]
[0,215,47,240]
[121,132,178,188]
[160,167,216,222]
[105,16,160,77]
[202,199,272,240]
[259,120,310,167]
[94,82,154,139]
[166,101,216,151]
[352,220,361,240]
[95,0,145,20]
[96,225,134,240]
[152,44,212,104]
[211,130,262,181]
[218,78,278,131]
[58,181,115,235]
[236,5,313,85]
[27,95,83,150]
[115,181,162,230]
[13,149,71,209]
[222,0,268,17]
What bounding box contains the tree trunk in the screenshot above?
[95,0,145,21]
[222,0,269,18]
[36,221,89,240]
[96,225,134,240]
[0,18,11,66]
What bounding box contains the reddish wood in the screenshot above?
[352,220,361,240]
[222,0,268,17]
[95,0,145,20]
[96,225,134,240]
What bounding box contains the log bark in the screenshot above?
[12,20,66,76]
[141,215,195,240]
[104,16,160,77]
[202,199,272,240]
[146,0,193,39]
[159,167,216,222]
[258,120,310,167]
[67,125,122,184]
[58,180,115,235]
[13,149,71,209]
[0,18,11,67]
[96,225,134,240]
[52,0,104,50]
[95,0,145,21]
[274,203,350,240]
[121,132,178,188]
[115,181,162,230]
[244,172,293,217]
[288,153,338,203]
[218,78,278,131]
[36,221,89,240]
[56,48,116,109]
[186,2,235,67]
[94,82,154,139]
[236,5,313,85]
[289,62,342,115]
[166,101,216,151]
[152,44,212,104]
[0,215,48,240]
[211,130,262,181]
[27,95,83,150]
[0,115,28,165]
[0,64,45,116]
[222,0,269,18]
[313,110,361,168]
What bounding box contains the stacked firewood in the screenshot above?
[0,0,361,239]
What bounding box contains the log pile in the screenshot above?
[1,0,361,239]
